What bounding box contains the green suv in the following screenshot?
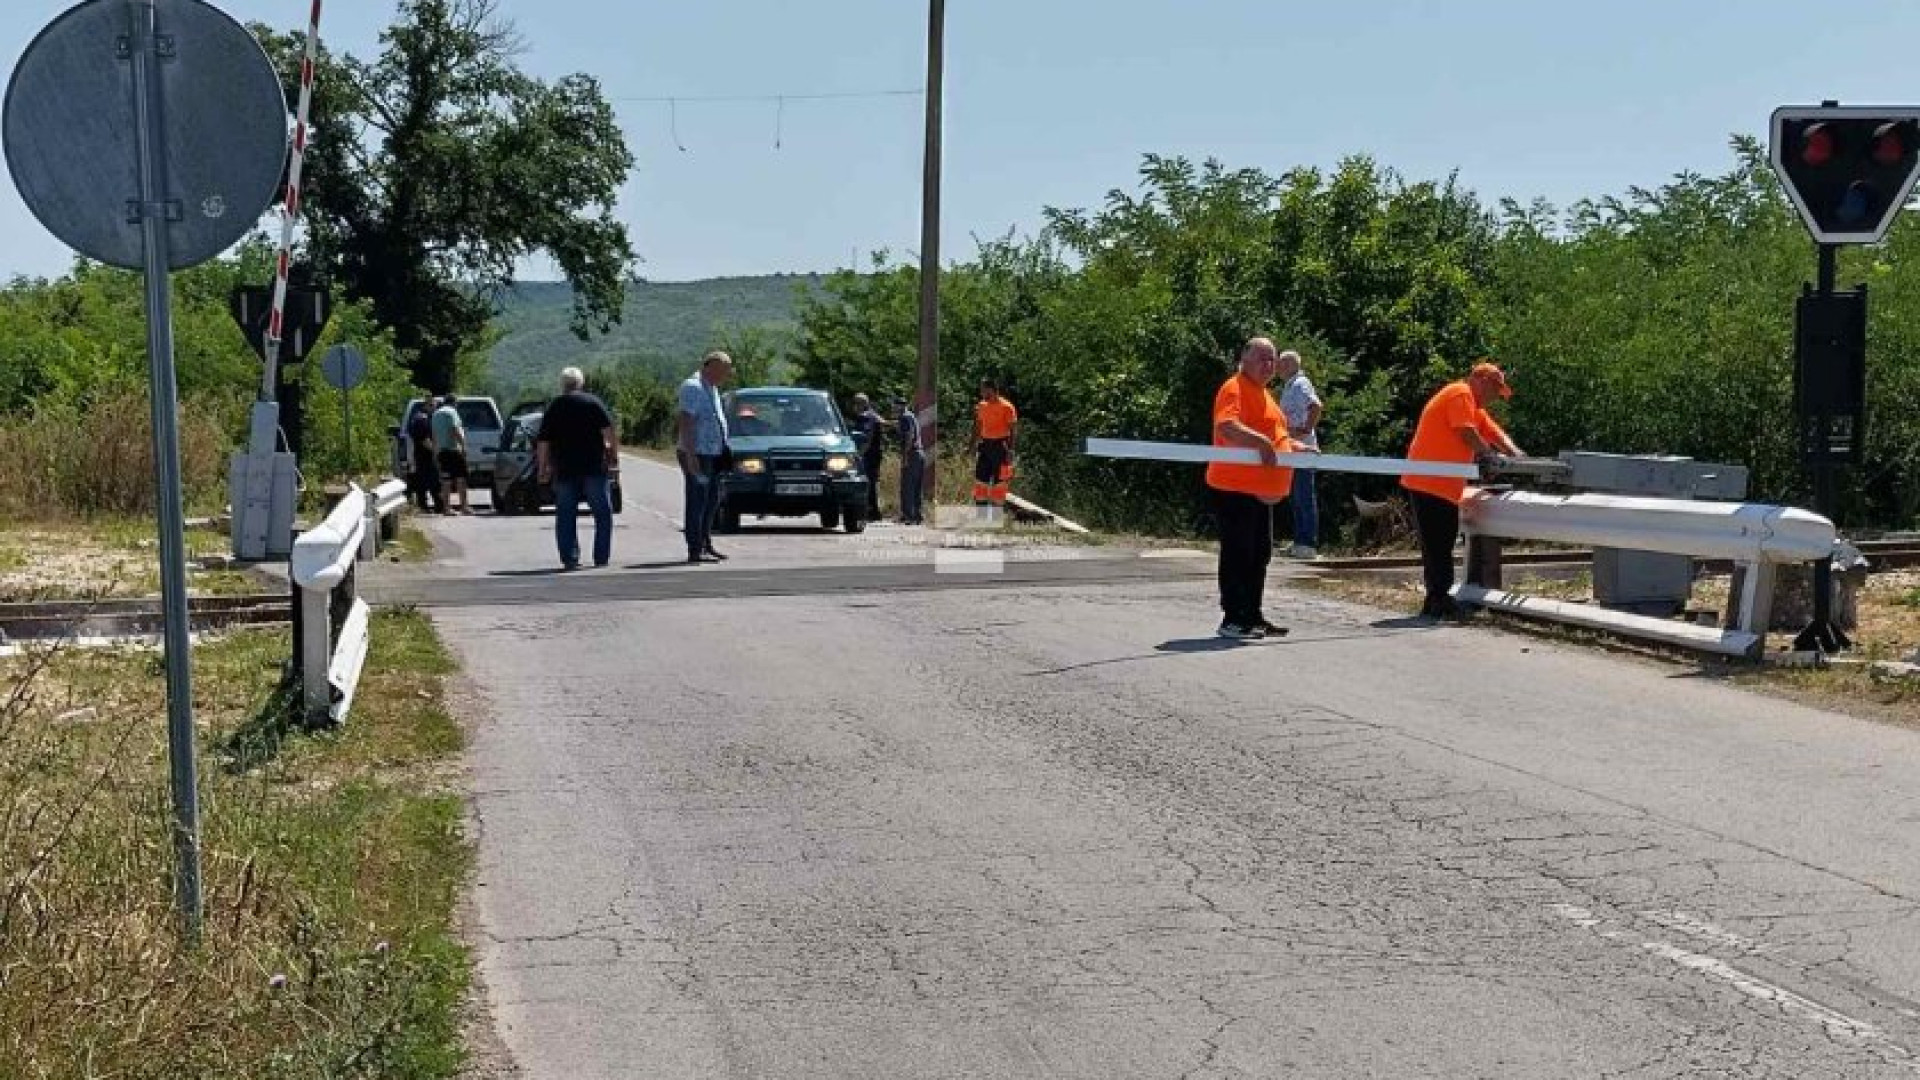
[717,388,871,533]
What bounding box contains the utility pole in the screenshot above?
[915,0,944,520]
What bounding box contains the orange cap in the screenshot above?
[1471,361,1512,399]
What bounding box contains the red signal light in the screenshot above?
[1801,124,1835,166]
[1872,122,1907,167]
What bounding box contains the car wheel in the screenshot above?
[820,506,840,531]
[494,485,516,515]
[843,507,866,534]
[719,502,742,534]
[515,485,539,515]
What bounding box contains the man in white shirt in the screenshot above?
[1276,349,1323,559]
[677,351,734,564]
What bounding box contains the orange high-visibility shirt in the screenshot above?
[1205,373,1297,500]
[1400,380,1509,504]
[976,398,1017,440]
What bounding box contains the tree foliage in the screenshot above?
[794,141,1920,537]
[258,0,635,393]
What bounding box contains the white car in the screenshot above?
[390,395,504,486]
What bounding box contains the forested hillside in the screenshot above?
[485,275,821,398]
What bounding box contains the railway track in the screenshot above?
[0,593,290,643]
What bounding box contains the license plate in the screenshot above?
[775,482,822,496]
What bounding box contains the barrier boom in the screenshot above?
[1083,438,1480,480]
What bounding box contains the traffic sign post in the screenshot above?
[2,0,290,944]
[231,283,330,364]
[1767,101,1920,654]
[230,280,329,467]
[320,343,367,475]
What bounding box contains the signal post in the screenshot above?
[1768,102,1920,652]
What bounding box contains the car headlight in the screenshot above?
[826,455,854,473]
[736,457,766,474]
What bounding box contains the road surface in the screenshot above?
[372,455,1920,1079]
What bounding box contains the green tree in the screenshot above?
[257,0,635,393]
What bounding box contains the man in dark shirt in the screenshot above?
[896,397,925,525]
[404,404,444,513]
[851,392,885,521]
[535,366,619,570]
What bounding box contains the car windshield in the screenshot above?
[729,395,842,437]
[457,401,499,429]
[508,415,541,452]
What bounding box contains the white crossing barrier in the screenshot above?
[1458,489,1837,658]
[1083,437,1479,479]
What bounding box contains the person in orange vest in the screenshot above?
[1400,361,1524,621]
[1206,337,1310,640]
[972,378,1018,519]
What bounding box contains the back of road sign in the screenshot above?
[2,0,288,271]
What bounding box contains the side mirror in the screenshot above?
[387,425,401,437]
[851,431,869,451]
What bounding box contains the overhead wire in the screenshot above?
[616,87,923,151]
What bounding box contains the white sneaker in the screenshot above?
[1289,544,1319,560]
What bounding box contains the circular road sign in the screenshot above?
[319,344,367,391]
[3,0,290,270]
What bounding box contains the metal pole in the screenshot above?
[915,0,944,520]
[1797,241,1847,654]
[343,392,353,478]
[128,0,202,943]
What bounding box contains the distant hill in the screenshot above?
[486,274,823,395]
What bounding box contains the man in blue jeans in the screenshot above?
[677,350,734,564]
[535,366,619,570]
[1276,349,1324,559]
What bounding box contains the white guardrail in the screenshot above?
[1456,489,1837,659]
[362,478,408,560]
[289,480,409,726]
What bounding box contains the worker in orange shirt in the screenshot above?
[972,378,1018,520]
[1400,361,1524,621]
[1206,337,1309,640]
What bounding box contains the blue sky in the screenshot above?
[3,0,1919,282]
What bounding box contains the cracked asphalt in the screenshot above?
[400,458,1920,1078]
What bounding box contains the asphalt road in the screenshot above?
[389,458,1920,1079]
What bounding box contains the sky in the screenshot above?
[4,0,1920,283]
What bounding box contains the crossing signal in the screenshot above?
[1771,106,1920,244]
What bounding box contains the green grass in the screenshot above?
[390,524,437,564]
[0,609,474,1079]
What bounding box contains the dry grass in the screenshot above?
[0,610,472,1079]
[0,389,232,520]
[0,521,257,602]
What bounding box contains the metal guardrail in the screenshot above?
[1455,490,1838,659]
[291,484,373,725]
[361,477,408,560]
